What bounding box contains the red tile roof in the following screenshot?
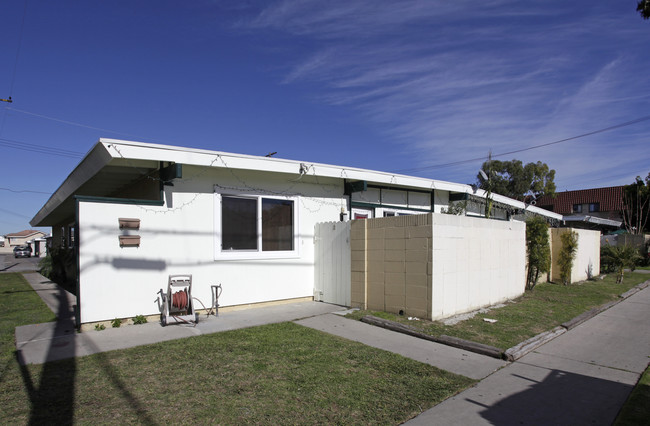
[536,186,624,215]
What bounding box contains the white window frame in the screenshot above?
[377,208,418,217]
[351,207,373,219]
[214,191,300,260]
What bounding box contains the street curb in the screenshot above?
[504,326,566,361]
[561,300,621,330]
[360,315,504,359]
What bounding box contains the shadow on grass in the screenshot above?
[15,286,157,425]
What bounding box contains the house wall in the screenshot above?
[550,228,600,283]
[350,213,526,321]
[77,167,344,323]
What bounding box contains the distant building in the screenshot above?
[5,230,48,247]
[536,186,624,231]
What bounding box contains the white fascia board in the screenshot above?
[102,139,564,220]
[30,143,114,226]
[100,139,472,192]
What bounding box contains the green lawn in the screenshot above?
[614,363,650,425]
[347,272,650,350]
[0,273,474,424]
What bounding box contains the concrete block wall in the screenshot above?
[350,213,527,321]
[350,214,433,319]
[431,214,526,320]
[350,220,367,309]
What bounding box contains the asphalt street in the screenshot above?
[0,253,42,273]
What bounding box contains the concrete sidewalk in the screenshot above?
[297,314,506,380]
[16,273,349,364]
[405,284,650,425]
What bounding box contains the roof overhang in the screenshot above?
[563,215,622,227]
[31,138,563,226]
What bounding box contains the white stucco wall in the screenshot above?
[431,214,526,320]
[550,228,601,283]
[78,168,344,323]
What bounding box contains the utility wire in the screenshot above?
[0,137,84,159]
[395,114,650,173]
[6,106,173,143]
[0,186,51,195]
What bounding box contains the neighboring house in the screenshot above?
[30,139,561,326]
[536,186,624,231]
[4,230,47,247]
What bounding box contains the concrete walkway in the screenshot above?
[16,273,348,364]
[405,284,650,425]
[297,314,505,380]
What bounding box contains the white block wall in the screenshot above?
[431,214,526,319]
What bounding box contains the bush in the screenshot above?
[558,231,578,285]
[40,246,77,294]
[133,315,147,325]
[601,244,642,284]
[525,217,551,290]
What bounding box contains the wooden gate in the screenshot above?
[314,221,351,306]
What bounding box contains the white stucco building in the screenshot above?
[31,139,561,325]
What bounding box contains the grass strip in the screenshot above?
[347,272,650,350]
[614,363,650,425]
[0,273,474,425]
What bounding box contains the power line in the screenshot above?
[0,137,84,159]
[0,186,51,195]
[395,114,650,174]
[6,106,172,143]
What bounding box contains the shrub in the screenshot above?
[95,323,106,331]
[133,315,147,325]
[558,230,578,285]
[601,244,642,284]
[525,217,551,290]
[111,318,122,328]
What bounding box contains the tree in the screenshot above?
[622,173,650,235]
[525,217,551,290]
[477,159,556,201]
[601,244,642,284]
[638,0,650,19]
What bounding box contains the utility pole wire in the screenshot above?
[395,114,650,174]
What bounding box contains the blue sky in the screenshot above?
[1,1,649,235]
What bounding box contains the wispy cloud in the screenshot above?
[241,0,650,189]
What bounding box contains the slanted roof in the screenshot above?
[537,186,624,215]
[6,230,44,238]
[31,138,563,226]
[563,215,622,228]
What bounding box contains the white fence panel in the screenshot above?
[314,222,351,306]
